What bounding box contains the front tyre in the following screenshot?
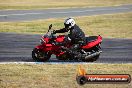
[32,48,51,62]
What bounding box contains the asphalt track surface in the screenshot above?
[0,33,132,63]
[0,4,132,22]
[0,5,132,63]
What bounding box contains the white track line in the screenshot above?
[0,62,92,64]
[0,62,131,64]
[0,8,129,17]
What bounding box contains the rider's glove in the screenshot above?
[53,30,56,34]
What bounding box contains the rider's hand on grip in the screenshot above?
[53,30,56,34]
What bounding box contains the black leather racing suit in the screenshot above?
[54,24,86,50]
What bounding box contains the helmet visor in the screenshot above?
[64,23,70,29]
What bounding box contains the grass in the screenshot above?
[0,63,132,88]
[0,12,132,38]
[0,0,132,10]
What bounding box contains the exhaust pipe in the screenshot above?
[85,51,102,60]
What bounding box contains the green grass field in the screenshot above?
[0,0,132,10]
[0,63,132,88]
[0,12,132,38]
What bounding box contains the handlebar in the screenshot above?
[48,24,52,32]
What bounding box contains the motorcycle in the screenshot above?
[32,24,102,62]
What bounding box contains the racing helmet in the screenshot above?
[64,18,75,29]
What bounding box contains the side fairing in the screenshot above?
[55,35,65,42]
[82,36,102,49]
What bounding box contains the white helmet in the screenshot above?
[64,18,75,29]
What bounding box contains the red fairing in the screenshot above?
[82,35,102,49]
[35,44,52,51]
[35,44,43,50]
[42,36,50,43]
[57,52,65,56]
[55,35,65,42]
[44,44,53,51]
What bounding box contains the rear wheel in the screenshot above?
[32,48,51,62]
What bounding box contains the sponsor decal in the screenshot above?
[76,66,131,85]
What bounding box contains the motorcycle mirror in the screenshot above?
[49,24,52,30]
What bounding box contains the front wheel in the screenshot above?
[32,48,51,62]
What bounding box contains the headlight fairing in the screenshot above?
[40,38,45,44]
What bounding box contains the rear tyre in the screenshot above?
[32,48,51,62]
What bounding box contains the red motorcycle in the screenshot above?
[32,24,102,62]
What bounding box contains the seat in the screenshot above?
[85,36,98,43]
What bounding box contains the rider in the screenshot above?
[53,18,86,52]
